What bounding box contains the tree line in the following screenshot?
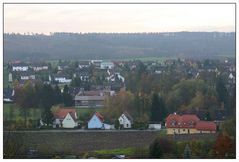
[14,81,74,127]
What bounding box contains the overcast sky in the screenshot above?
[4,4,235,34]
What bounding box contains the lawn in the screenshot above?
[76,108,104,121]
[3,103,42,121]
[94,147,135,156]
[115,56,176,63]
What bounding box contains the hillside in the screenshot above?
[4,32,235,61]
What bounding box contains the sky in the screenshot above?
[4,4,235,34]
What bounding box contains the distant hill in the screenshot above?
[3,32,235,61]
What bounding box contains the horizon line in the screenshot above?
[4,31,236,35]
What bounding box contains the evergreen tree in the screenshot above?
[216,76,228,103]
[41,108,54,126]
[71,77,81,87]
[62,85,74,106]
[183,144,191,159]
[216,76,229,116]
[150,93,166,122]
[53,84,62,104]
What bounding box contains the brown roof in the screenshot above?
[95,112,104,122]
[166,114,200,128]
[195,121,216,131]
[54,108,76,120]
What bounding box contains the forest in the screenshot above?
[4,32,235,61]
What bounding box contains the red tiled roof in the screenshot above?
[195,121,216,131]
[166,114,200,128]
[54,108,76,120]
[95,112,104,122]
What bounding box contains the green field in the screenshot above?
[3,103,103,124]
[3,104,42,121]
[114,56,175,63]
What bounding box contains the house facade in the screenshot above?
[118,112,133,129]
[78,61,91,69]
[74,90,107,108]
[100,61,114,70]
[148,123,162,130]
[31,64,48,71]
[62,113,78,128]
[53,73,72,83]
[165,113,216,134]
[12,63,29,71]
[53,108,78,128]
[88,112,104,129]
[20,72,36,80]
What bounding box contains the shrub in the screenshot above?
[149,137,173,158]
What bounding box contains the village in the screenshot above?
[3,58,235,132]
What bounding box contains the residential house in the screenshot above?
[31,63,48,71]
[20,72,36,80]
[107,72,125,83]
[12,63,29,71]
[88,112,104,129]
[102,121,115,130]
[73,68,90,81]
[53,108,78,128]
[118,111,133,129]
[52,73,72,84]
[100,61,114,70]
[78,61,91,69]
[228,73,235,84]
[91,60,102,69]
[148,123,162,130]
[165,113,216,134]
[74,90,107,108]
[3,88,14,103]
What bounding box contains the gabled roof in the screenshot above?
[195,121,216,131]
[166,114,200,128]
[122,111,133,122]
[54,108,76,120]
[95,112,104,122]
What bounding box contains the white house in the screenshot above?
[107,73,125,83]
[62,113,78,128]
[88,112,104,129]
[91,60,102,69]
[53,74,72,83]
[102,123,115,130]
[148,123,162,130]
[55,77,72,83]
[20,72,36,80]
[53,108,78,128]
[31,64,48,71]
[100,61,114,70]
[228,73,235,84]
[78,61,91,69]
[12,63,29,71]
[118,111,133,129]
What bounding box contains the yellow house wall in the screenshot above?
[166,128,215,134]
